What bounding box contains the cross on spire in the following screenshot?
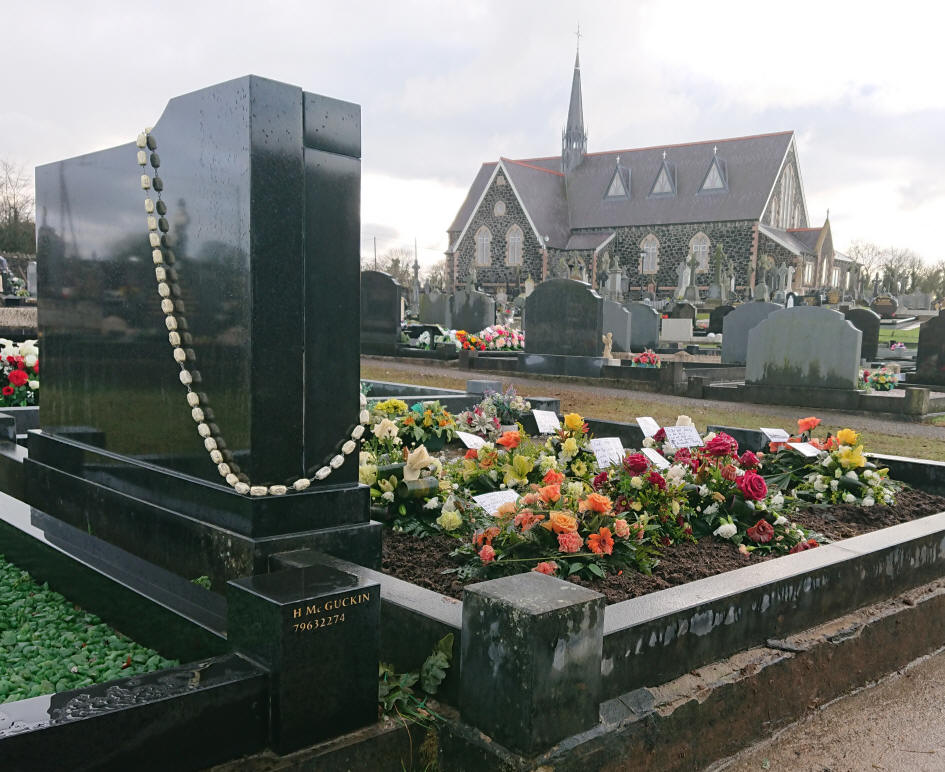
[662,150,667,160]
[575,23,581,54]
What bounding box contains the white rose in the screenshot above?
[698,485,710,497]
[23,354,37,369]
[630,476,644,489]
[771,493,784,508]
[704,503,719,516]
[642,437,656,448]
[423,497,441,510]
[845,471,858,480]
[381,491,394,502]
[862,496,875,507]
[843,493,856,503]
[713,522,737,539]
[28,380,38,390]
[815,492,824,500]
[774,516,788,526]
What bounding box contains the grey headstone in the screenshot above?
[721,301,782,365]
[360,271,402,350]
[27,262,37,297]
[900,292,931,310]
[843,308,881,360]
[916,310,945,385]
[419,290,450,326]
[524,279,602,356]
[451,289,495,333]
[747,307,861,389]
[708,304,735,334]
[626,301,660,350]
[602,299,632,353]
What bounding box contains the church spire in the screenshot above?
[561,29,587,175]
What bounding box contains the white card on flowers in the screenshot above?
[642,447,670,469]
[760,427,790,443]
[456,431,486,449]
[532,410,562,433]
[590,437,625,468]
[472,489,520,515]
[662,425,703,448]
[787,442,820,457]
[636,416,661,438]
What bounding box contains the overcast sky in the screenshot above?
[3,0,942,267]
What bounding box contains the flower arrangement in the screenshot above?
[484,386,531,425]
[398,401,457,449]
[860,367,896,392]
[477,325,524,351]
[544,412,596,479]
[455,401,502,439]
[455,330,485,351]
[0,339,39,407]
[631,349,661,368]
[792,428,896,507]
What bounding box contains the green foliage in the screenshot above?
[378,634,454,728]
[0,554,178,703]
[191,575,212,590]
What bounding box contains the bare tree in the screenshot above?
[360,245,415,286]
[423,257,449,291]
[846,240,885,283]
[0,160,35,253]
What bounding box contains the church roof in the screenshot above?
[786,226,822,252]
[759,223,813,255]
[448,131,797,250]
[564,231,615,251]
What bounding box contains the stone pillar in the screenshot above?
[460,572,604,755]
[903,387,930,417]
[228,563,380,754]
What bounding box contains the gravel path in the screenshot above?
[362,356,945,442]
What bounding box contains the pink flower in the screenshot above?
[704,433,739,458]
[533,561,557,575]
[739,451,760,469]
[478,544,495,563]
[613,518,630,538]
[557,532,583,553]
[623,453,648,475]
[736,470,768,501]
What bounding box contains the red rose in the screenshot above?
[720,464,738,482]
[8,370,28,388]
[623,453,648,475]
[1,386,12,396]
[592,471,609,490]
[736,470,768,501]
[647,471,666,490]
[653,428,666,443]
[739,451,760,469]
[704,432,739,457]
[746,519,774,543]
[788,538,820,554]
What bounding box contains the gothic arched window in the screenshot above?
[690,232,711,272]
[475,226,492,266]
[640,234,659,274]
[506,225,523,266]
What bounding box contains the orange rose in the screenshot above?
[797,416,821,433]
[542,469,565,485]
[539,484,561,504]
[544,510,578,533]
[587,527,614,555]
[495,501,518,519]
[496,430,521,449]
[579,493,613,514]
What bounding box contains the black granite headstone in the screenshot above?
[708,304,735,334]
[602,299,631,353]
[870,295,899,319]
[627,301,660,350]
[228,563,379,754]
[843,308,881,360]
[360,270,402,354]
[451,289,496,333]
[524,279,602,356]
[30,76,379,585]
[669,301,697,320]
[916,310,945,385]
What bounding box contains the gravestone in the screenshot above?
[747,307,861,389]
[27,262,37,296]
[870,295,899,319]
[900,292,931,310]
[524,279,602,356]
[419,290,450,326]
[843,307,881,360]
[661,318,692,343]
[451,288,496,333]
[721,301,781,365]
[360,270,402,354]
[708,304,735,334]
[669,301,697,320]
[32,75,378,587]
[626,301,660,350]
[602,299,631,353]
[915,310,945,385]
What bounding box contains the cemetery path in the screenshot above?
[361,357,945,444]
[716,646,945,771]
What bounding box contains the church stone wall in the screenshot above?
[449,173,544,294]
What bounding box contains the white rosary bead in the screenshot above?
[234,482,250,495]
[329,454,344,469]
[165,316,178,331]
[155,266,166,281]
[210,449,223,464]
[249,486,268,497]
[141,174,151,190]
[218,463,230,477]
[161,299,175,314]
[351,425,365,440]
[147,215,158,231]
[137,133,148,148]
[226,473,239,485]
[268,485,287,496]
[315,466,331,480]
[137,150,148,166]
[186,392,200,407]
[342,440,356,455]
[144,197,155,213]
[359,409,370,424]
[197,423,211,437]
[178,369,192,385]
[173,347,187,363]
[360,392,367,408]
[191,407,204,422]
[149,233,161,247]
[157,282,171,298]
[204,437,217,451]
[152,249,163,264]
[293,478,311,491]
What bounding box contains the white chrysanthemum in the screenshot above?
[713,522,737,539]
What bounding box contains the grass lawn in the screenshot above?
[877,327,920,344]
[361,363,945,462]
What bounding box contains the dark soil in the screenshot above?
[381,486,945,605]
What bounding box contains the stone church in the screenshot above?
[446,51,858,300]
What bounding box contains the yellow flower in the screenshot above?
[562,437,578,456]
[564,413,584,431]
[836,428,859,446]
[671,500,680,515]
[571,460,588,477]
[436,509,462,531]
[631,501,643,512]
[358,464,378,486]
[838,444,866,469]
